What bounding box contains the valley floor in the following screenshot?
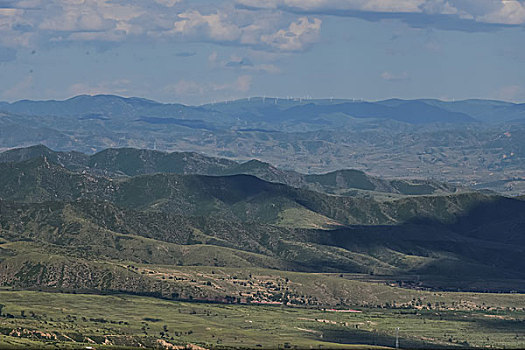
[0,290,524,349]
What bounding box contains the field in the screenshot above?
[0,290,524,349]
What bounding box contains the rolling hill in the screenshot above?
[0,145,459,196]
[0,95,479,127]
[0,154,524,297]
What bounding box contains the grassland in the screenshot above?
[119,265,525,310]
[0,290,524,349]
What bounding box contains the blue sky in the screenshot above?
[0,0,524,104]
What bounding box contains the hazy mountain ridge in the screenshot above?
[0,95,484,124]
[1,95,525,196]
[1,94,516,133]
[0,145,459,197]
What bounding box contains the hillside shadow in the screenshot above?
[317,325,464,349]
[301,196,525,290]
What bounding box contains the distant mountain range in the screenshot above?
[2,95,524,128]
[1,95,525,196]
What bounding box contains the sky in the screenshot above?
[0,0,524,105]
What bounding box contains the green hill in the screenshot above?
[1,156,525,294]
[0,156,492,226]
[0,145,459,196]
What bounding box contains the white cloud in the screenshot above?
[261,17,321,51]
[0,0,150,47]
[154,0,181,7]
[0,7,34,47]
[238,0,525,26]
[1,0,523,56]
[421,0,459,15]
[237,0,280,10]
[0,0,322,52]
[171,10,242,41]
[39,0,146,36]
[290,0,425,12]
[65,31,125,42]
[477,0,525,25]
[238,0,425,13]
[165,8,321,51]
[39,10,110,32]
[0,9,22,16]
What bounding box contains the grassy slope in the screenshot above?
[2,240,525,312]
[0,157,503,227]
[1,290,524,349]
[1,158,525,284]
[2,195,525,282]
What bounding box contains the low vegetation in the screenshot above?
[0,290,524,349]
